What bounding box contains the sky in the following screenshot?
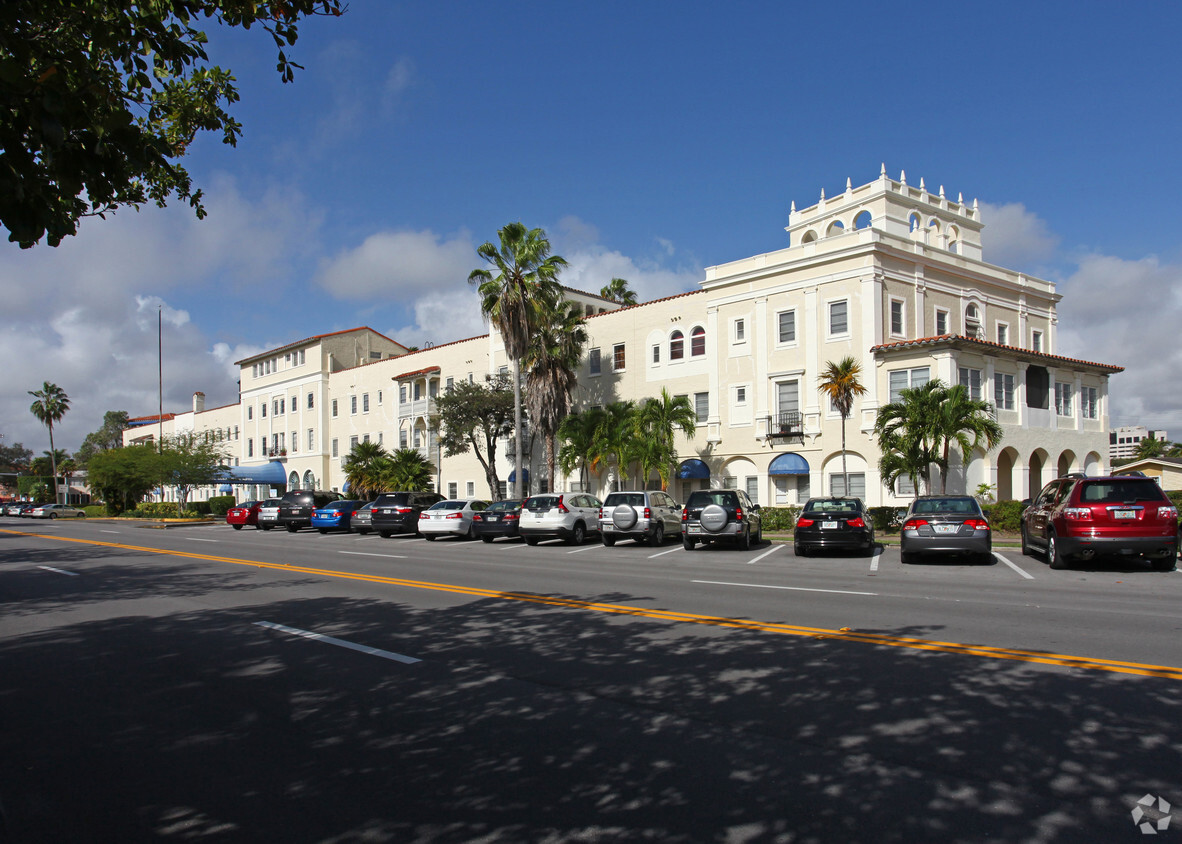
[3,1,1182,456]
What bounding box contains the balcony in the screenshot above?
[764,411,804,444]
[399,397,437,420]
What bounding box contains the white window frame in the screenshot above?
[733,318,746,344]
[1082,386,1098,419]
[889,297,905,338]
[996,322,1009,346]
[994,373,1015,411]
[589,347,602,376]
[694,392,709,424]
[1032,330,1043,353]
[776,309,797,345]
[827,299,849,338]
[1055,382,1073,417]
[888,367,930,403]
[934,308,949,336]
[958,366,982,401]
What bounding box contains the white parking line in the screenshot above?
[38,565,79,577]
[567,544,601,554]
[339,550,407,560]
[869,551,880,572]
[693,579,878,596]
[254,621,420,664]
[746,544,783,565]
[648,547,681,559]
[100,530,120,534]
[993,551,1035,580]
[185,537,218,543]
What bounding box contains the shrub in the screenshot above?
[82,505,106,517]
[868,506,907,533]
[132,502,180,518]
[1167,490,1182,510]
[758,506,800,531]
[187,501,212,516]
[207,495,236,516]
[987,499,1025,532]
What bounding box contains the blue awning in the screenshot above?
[769,453,810,475]
[677,459,710,480]
[214,461,289,485]
[508,468,530,483]
[218,484,233,494]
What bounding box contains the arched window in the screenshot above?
[909,213,921,232]
[801,230,818,244]
[288,471,299,489]
[690,326,706,357]
[670,330,684,360]
[965,304,981,337]
[854,210,872,230]
[303,470,315,489]
[826,220,845,237]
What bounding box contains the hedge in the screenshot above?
[207,495,236,516]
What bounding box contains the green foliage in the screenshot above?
[1165,490,1182,510]
[987,500,1026,533]
[432,376,513,498]
[758,507,801,531]
[868,506,908,533]
[132,502,180,518]
[28,381,69,502]
[82,505,106,517]
[381,448,436,493]
[207,495,236,516]
[158,433,228,511]
[0,0,344,248]
[74,410,130,466]
[0,441,33,473]
[87,443,161,514]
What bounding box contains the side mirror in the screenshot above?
[1020,499,1032,508]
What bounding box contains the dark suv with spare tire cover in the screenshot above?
[278,490,344,532]
[1020,475,1178,571]
[681,489,762,550]
[370,491,444,537]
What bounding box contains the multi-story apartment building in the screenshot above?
[125,169,1122,506]
[1110,426,1170,463]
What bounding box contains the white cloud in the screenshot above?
[314,229,475,300]
[978,201,1059,269]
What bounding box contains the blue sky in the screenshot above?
[3,1,1181,454]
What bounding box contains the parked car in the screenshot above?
[27,503,87,519]
[3,502,33,516]
[419,498,489,541]
[900,496,993,564]
[278,490,344,533]
[371,491,445,538]
[598,490,681,547]
[681,489,762,550]
[311,499,363,533]
[256,498,282,531]
[519,493,603,545]
[471,500,523,543]
[1020,475,1178,571]
[350,500,377,535]
[225,500,261,530]
[794,497,875,556]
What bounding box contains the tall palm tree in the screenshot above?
[874,380,944,495]
[29,382,69,504]
[637,389,697,490]
[469,223,567,498]
[818,357,868,496]
[341,439,390,500]
[380,448,436,492]
[525,301,588,491]
[590,401,638,492]
[558,408,605,493]
[932,384,1004,493]
[600,277,638,306]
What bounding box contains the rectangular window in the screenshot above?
[935,309,948,336]
[997,324,1009,346]
[400,429,408,448]
[429,381,438,398]
[994,373,1015,410]
[889,367,930,403]
[350,435,359,450]
[736,386,746,404]
[299,349,306,365]
[613,343,626,371]
[1082,386,1098,419]
[413,431,421,448]
[378,390,382,404]
[247,405,253,421]
[897,475,916,496]
[830,472,867,498]
[308,429,314,450]
[290,431,297,453]
[261,403,267,418]
[1055,382,1073,416]
[589,348,601,375]
[652,344,660,364]
[307,392,314,409]
[498,481,508,500]
[363,434,370,444]
[331,439,338,458]
[745,476,758,505]
[776,380,799,414]
[362,393,370,413]
[466,481,475,497]
[399,385,407,403]
[448,482,458,499]
[958,367,982,401]
[285,353,291,365]
[829,300,848,335]
[331,399,338,418]
[694,392,709,423]
[890,299,904,336]
[1032,330,1043,352]
[446,377,454,391]
[247,439,253,457]
[350,395,357,414]
[734,319,745,343]
[778,310,796,343]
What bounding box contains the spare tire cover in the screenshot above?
[699,504,729,533]
[612,504,638,530]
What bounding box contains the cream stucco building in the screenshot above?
[125,169,1122,507]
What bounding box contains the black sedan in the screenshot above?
[471,500,523,542]
[794,497,875,556]
[900,496,993,564]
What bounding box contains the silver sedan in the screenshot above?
[419,498,489,541]
[27,503,87,519]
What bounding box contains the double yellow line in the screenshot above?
[8,528,1182,681]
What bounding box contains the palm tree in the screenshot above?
[341,440,390,500]
[932,384,1004,493]
[600,277,638,306]
[637,389,697,490]
[469,222,567,498]
[380,448,436,492]
[590,401,638,492]
[818,357,868,495]
[525,301,588,491]
[874,379,944,495]
[58,458,77,503]
[29,382,69,504]
[557,408,605,493]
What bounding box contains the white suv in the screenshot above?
[599,490,682,547]
[519,493,603,545]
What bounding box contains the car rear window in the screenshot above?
[374,493,411,506]
[804,499,860,515]
[486,500,520,513]
[525,495,560,510]
[913,498,977,514]
[431,500,466,510]
[687,491,736,508]
[605,493,645,507]
[1080,481,1165,503]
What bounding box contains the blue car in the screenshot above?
[311,500,362,534]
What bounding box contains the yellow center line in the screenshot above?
[6,528,1182,680]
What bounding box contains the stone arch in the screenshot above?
[996,446,1020,501]
[964,302,982,337]
[720,456,758,498]
[821,451,868,497]
[947,224,960,254]
[854,210,873,230]
[1083,451,1104,476]
[801,229,818,244]
[1028,448,1050,498]
[303,469,316,489]
[909,213,921,232]
[1057,450,1077,478]
[288,471,299,489]
[825,220,845,237]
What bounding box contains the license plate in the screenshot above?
[933,524,958,535]
[823,521,838,530]
[687,526,701,535]
[488,515,501,522]
[1113,510,1135,519]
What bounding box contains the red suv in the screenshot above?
[1020,474,1178,571]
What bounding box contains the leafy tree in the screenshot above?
[74,410,130,466]
[600,277,638,306]
[158,433,227,512]
[0,441,32,474]
[1135,434,1170,460]
[87,443,161,514]
[28,382,69,503]
[636,389,696,490]
[0,0,344,248]
[469,222,567,498]
[818,356,868,496]
[874,380,944,495]
[557,408,605,493]
[590,401,638,492]
[525,301,587,491]
[931,384,1003,493]
[432,377,515,499]
[341,440,390,501]
[380,448,436,493]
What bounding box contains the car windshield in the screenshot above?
[803,499,860,516]
[913,498,978,514]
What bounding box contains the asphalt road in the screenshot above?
[1,517,1180,843]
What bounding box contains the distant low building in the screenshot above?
[1110,426,1169,462]
[1114,457,1182,491]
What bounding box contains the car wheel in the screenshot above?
[649,523,665,547]
[754,522,762,545]
[261,525,272,531]
[481,535,494,543]
[425,534,436,541]
[358,529,370,536]
[1152,555,1176,572]
[318,528,327,535]
[467,524,477,540]
[525,536,539,546]
[232,524,242,530]
[379,531,392,538]
[1047,533,1068,570]
[602,534,616,547]
[286,524,297,533]
[570,523,586,546]
[1020,524,1034,557]
[794,543,807,557]
[49,513,58,520]
[900,550,916,564]
[682,536,696,550]
[738,525,750,551]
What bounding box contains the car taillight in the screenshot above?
[351,511,359,518]
[396,507,412,514]
[963,518,990,530]
[419,512,430,520]
[735,507,744,522]
[682,508,688,522]
[797,517,815,527]
[847,516,866,528]
[643,507,651,519]
[473,514,483,521]
[1160,506,1179,520]
[446,513,462,519]
[557,496,568,514]
[1062,507,1092,521]
[903,518,928,531]
[504,513,519,521]
[598,508,604,519]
